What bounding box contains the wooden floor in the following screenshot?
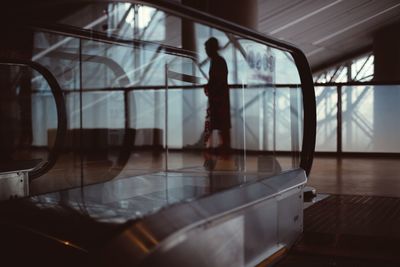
[29,152,400,197]
[29,150,293,195]
[308,156,400,197]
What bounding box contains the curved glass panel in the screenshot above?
[0,64,57,165]
[1,1,308,195]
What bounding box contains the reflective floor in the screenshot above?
[26,151,400,197]
[309,156,400,197]
[30,151,294,195]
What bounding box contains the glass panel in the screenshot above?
[31,33,81,194]
[60,4,158,39]
[81,39,128,184]
[129,88,166,172]
[315,86,337,151]
[275,86,303,169]
[342,85,373,152]
[166,57,209,171]
[0,65,56,163]
[343,85,400,152]
[81,39,168,182]
[52,2,306,174]
[239,40,274,173]
[170,27,304,174]
[127,47,169,175]
[2,1,308,196]
[235,38,303,172]
[195,30,246,172]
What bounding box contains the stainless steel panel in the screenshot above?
[243,198,278,265]
[187,182,276,218]
[261,168,306,192]
[0,159,41,201]
[143,216,245,267]
[100,168,307,266]
[277,188,303,247]
[0,172,29,201]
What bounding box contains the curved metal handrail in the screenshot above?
[0,59,67,179]
[31,49,137,182]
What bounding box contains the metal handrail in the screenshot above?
[0,59,67,180]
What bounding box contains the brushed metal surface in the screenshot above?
[97,168,307,266]
[143,216,245,267]
[277,189,303,247]
[0,172,27,201]
[0,159,40,201]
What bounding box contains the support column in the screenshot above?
[183,0,258,30]
[374,22,400,82]
[208,0,258,30]
[0,29,33,161]
[181,17,200,147]
[373,22,400,152]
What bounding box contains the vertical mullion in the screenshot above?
[337,85,342,154]
[79,38,84,187]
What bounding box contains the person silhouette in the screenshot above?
[203,37,231,163]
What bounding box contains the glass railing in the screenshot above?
[0,1,315,195]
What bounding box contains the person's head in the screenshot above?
[205,37,219,57]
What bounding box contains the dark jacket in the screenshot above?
[207,55,231,130]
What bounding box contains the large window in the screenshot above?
[314,84,400,153]
[314,53,374,83]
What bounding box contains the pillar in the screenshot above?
[183,0,258,30]
[373,22,400,152]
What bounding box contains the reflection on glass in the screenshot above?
[60,3,166,41]
[1,1,306,195]
[0,65,55,163]
[203,37,234,171]
[81,39,131,184]
[165,54,206,170]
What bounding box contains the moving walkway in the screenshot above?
[0,1,316,266]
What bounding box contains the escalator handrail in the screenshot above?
[0,58,67,180]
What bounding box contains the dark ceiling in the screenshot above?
[258,0,400,71]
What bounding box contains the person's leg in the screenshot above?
[204,130,214,161]
[218,129,231,159]
[203,130,217,170]
[205,132,213,149]
[213,129,236,170]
